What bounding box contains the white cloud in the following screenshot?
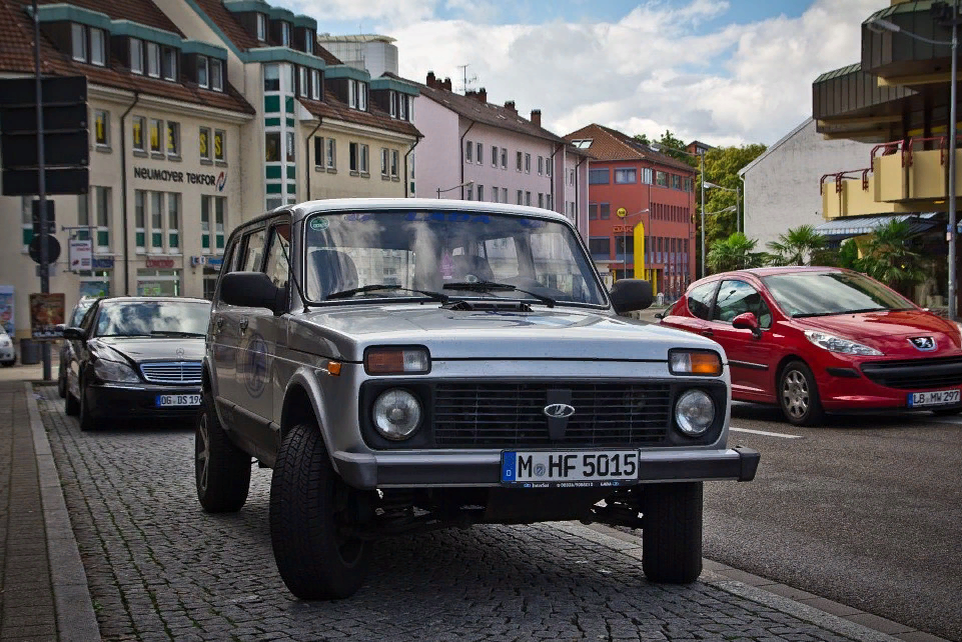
[282,0,441,25]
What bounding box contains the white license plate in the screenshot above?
[156,394,201,407]
[908,389,961,407]
[501,450,640,488]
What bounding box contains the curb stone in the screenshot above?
[25,382,100,642]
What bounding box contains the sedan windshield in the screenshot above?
[303,210,606,306]
[762,271,914,318]
[95,301,211,337]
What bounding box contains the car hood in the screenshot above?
[291,304,721,361]
[91,337,206,364]
[794,309,962,354]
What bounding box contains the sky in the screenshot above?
[273,0,889,147]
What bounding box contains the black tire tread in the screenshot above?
[196,393,251,513]
[642,482,703,584]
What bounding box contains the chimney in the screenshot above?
[426,71,436,88]
[443,77,452,91]
[504,100,516,112]
[530,109,541,128]
[477,87,487,103]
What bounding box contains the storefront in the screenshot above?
[77,258,114,298]
[200,256,224,299]
[137,259,182,297]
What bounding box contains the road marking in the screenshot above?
[730,427,803,439]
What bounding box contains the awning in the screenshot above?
[814,212,939,242]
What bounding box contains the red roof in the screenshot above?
[564,123,697,173]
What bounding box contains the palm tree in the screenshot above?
[858,220,928,296]
[707,233,768,273]
[767,225,827,265]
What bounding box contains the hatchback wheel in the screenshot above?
[779,360,824,427]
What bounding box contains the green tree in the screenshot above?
[837,238,860,270]
[632,133,651,146]
[858,220,929,296]
[767,225,827,265]
[700,144,766,249]
[707,233,769,273]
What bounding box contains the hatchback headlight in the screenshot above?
[675,389,715,437]
[804,330,882,356]
[93,359,140,383]
[372,389,422,440]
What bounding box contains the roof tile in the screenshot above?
[564,123,697,173]
[299,95,420,138]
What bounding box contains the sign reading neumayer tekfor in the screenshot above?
[134,167,226,191]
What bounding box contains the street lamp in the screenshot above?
[867,9,958,320]
[704,181,742,234]
[437,180,474,199]
[616,208,649,280]
[650,143,707,278]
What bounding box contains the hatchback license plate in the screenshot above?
[501,450,640,488]
[908,389,960,407]
[156,394,201,407]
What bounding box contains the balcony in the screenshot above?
[821,170,900,219]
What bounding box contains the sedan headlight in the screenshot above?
[93,359,141,383]
[804,330,882,356]
[675,389,715,437]
[372,389,422,440]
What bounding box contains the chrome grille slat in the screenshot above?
[140,361,202,384]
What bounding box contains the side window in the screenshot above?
[240,228,267,272]
[79,304,98,333]
[687,282,716,320]
[264,222,291,289]
[713,280,772,329]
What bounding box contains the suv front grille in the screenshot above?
[140,361,202,385]
[861,356,962,390]
[433,383,671,448]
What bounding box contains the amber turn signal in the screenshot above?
[668,350,722,376]
[364,347,430,375]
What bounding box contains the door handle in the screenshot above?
[701,329,714,337]
[215,317,225,332]
[239,317,249,332]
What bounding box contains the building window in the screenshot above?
[94,186,111,252]
[588,237,610,259]
[537,156,544,176]
[149,191,164,253]
[76,194,89,241]
[147,43,160,77]
[672,174,683,190]
[132,116,145,152]
[197,56,209,88]
[476,142,483,165]
[391,150,399,179]
[491,146,498,167]
[325,138,336,169]
[546,161,552,177]
[298,66,308,97]
[359,83,368,111]
[465,184,473,200]
[360,144,369,174]
[641,168,653,184]
[538,193,544,208]
[90,28,105,66]
[211,59,223,91]
[588,168,609,184]
[500,148,507,169]
[135,190,146,252]
[546,194,552,209]
[381,147,389,177]
[94,110,109,147]
[286,131,295,163]
[314,136,323,168]
[166,121,180,157]
[389,90,397,118]
[525,191,531,206]
[265,132,280,162]
[199,127,211,161]
[71,24,87,62]
[599,203,610,219]
[614,168,637,184]
[281,22,291,47]
[214,129,225,163]
[201,195,227,252]
[264,64,280,92]
[129,38,143,74]
[465,140,473,163]
[517,189,523,205]
[305,30,314,55]
[162,47,176,81]
[492,186,499,203]
[516,151,522,171]
[477,185,484,201]
[588,203,598,220]
[256,13,267,41]
[524,153,531,173]
[167,192,180,252]
[398,94,407,120]
[348,79,368,110]
[149,119,162,153]
[350,142,369,173]
[310,69,320,100]
[656,171,668,187]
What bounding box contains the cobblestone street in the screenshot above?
[35,384,891,642]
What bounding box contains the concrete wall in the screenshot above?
[743,119,874,250]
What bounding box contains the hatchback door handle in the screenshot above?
[215,317,225,330]
[239,317,249,332]
[701,329,714,337]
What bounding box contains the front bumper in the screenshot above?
[333,446,760,490]
[86,382,202,420]
[816,363,962,411]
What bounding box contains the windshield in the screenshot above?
[762,271,914,318]
[303,210,606,306]
[71,301,94,326]
[95,301,211,337]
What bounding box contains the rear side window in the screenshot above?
[713,280,773,329]
[687,282,716,320]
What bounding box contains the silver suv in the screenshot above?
[196,199,759,600]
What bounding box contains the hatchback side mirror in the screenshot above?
[609,279,654,314]
[220,271,286,314]
[62,327,86,341]
[732,312,762,339]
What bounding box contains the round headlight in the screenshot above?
[373,389,422,441]
[675,389,715,437]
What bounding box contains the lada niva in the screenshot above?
[195,199,759,599]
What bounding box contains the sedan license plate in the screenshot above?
[908,389,961,407]
[156,394,201,407]
[501,450,639,488]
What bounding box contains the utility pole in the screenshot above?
[33,0,51,381]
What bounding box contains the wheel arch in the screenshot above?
[280,368,338,469]
[774,354,807,390]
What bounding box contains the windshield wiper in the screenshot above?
[442,281,555,308]
[326,284,450,303]
[149,330,206,337]
[794,307,889,318]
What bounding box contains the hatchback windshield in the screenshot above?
[303,210,606,306]
[762,271,914,318]
[95,301,211,337]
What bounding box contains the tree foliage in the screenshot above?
[706,233,769,273]
[767,225,827,266]
[700,144,767,248]
[857,220,929,296]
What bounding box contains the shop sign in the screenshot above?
[207,257,224,267]
[133,167,227,192]
[92,258,114,269]
[29,293,65,340]
[68,238,93,272]
[146,258,175,269]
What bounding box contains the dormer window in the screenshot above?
[389,90,397,118]
[71,24,105,66]
[310,69,320,100]
[348,79,367,111]
[162,47,177,81]
[304,30,314,55]
[146,42,160,77]
[198,56,209,88]
[90,28,105,66]
[280,22,291,47]
[211,59,223,92]
[130,38,143,74]
[298,66,308,98]
[71,24,86,61]
[256,13,267,41]
[399,95,408,121]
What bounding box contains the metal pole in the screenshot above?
[737,184,741,234]
[34,0,51,381]
[700,151,706,278]
[950,3,959,321]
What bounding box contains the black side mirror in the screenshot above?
[732,312,763,339]
[609,279,654,314]
[220,272,286,313]
[62,327,86,341]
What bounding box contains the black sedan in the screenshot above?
[63,297,211,431]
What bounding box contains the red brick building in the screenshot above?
[565,124,697,299]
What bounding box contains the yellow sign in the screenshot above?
[616,207,628,218]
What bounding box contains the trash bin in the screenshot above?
[20,339,40,365]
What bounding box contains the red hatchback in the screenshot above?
[661,267,962,426]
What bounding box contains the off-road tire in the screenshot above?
[270,421,371,600]
[642,482,703,584]
[195,392,251,513]
[778,360,824,427]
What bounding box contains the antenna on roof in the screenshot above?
[457,64,478,94]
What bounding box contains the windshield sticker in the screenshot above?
[309,217,330,231]
[440,252,454,280]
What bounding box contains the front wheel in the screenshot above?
[778,360,824,427]
[195,392,251,513]
[269,421,371,600]
[642,482,703,584]
[78,379,97,432]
